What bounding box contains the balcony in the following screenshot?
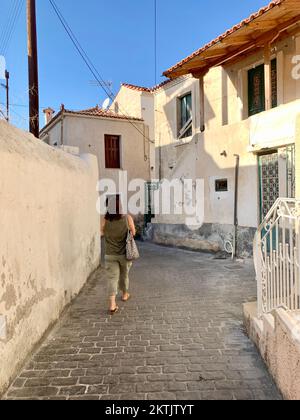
[248,100,300,151]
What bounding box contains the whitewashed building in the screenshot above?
[40,105,153,214]
[112,0,300,256]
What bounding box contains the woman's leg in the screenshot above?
[119,257,132,300]
[105,256,120,311]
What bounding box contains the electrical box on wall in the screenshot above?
[215,179,228,192]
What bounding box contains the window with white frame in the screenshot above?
[178,93,192,139]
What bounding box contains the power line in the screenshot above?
[0,0,24,56]
[4,0,24,56]
[10,108,27,121]
[0,0,18,52]
[0,109,7,119]
[0,101,45,109]
[0,105,26,124]
[48,2,129,114]
[10,105,39,126]
[3,0,24,56]
[48,0,155,145]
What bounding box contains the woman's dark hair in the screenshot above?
[105,195,123,221]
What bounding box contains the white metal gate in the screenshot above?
[254,198,300,317]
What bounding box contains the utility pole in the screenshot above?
[154,0,157,86]
[27,0,39,137]
[5,70,9,122]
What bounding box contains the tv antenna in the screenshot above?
[89,80,113,89]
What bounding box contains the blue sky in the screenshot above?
[0,0,269,130]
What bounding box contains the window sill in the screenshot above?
[105,168,123,171]
[175,136,193,147]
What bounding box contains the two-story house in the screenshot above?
[157,0,300,256]
[113,0,300,256]
[40,105,153,218]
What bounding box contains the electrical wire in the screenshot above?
[0,101,46,110]
[0,0,24,56]
[0,108,7,119]
[49,0,154,144]
[3,0,24,56]
[0,0,18,53]
[11,108,27,121]
[10,106,37,126]
[48,0,155,145]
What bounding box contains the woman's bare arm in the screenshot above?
[127,215,136,236]
[100,218,106,237]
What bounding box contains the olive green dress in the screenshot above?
[104,217,132,296]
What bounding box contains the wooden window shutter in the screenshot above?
[271,58,278,109]
[105,135,120,169]
[248,64,265,117]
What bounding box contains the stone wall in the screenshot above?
[0,122,100,394]
[244,303,300,400]
[149,222,256,257]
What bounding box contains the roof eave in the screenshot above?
[40,110,144,135]
[164,0,300,79]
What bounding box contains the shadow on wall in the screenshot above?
[150,133,293,257]
[0,122,100,396]
[161,82,216,142]
[151,61,298,256]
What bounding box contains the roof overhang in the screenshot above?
[40,108,143,136]
[164,0,300,79]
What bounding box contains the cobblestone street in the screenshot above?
[3,243,281,400]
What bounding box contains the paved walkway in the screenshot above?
[4,243,281,400]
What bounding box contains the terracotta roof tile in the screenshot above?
[164,0,285,77]
[122,79,172,93]
[122,83,152,92]
[40,105,143,134]
[64,106,143,121]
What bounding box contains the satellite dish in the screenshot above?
[102,98,110,110]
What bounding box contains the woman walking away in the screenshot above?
[101,195,136,315]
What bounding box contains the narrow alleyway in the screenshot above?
[3,243,281,400]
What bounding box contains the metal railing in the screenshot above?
[254,198,300,318]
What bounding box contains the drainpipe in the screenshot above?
[143,123,148,162]
[60,104,65,146]
[233,154,240,258]
[158,133,162,181]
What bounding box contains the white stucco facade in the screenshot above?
[0,121,100,394]
[40,111,152,216]
[110,31,300,255]
[111,86,156,178]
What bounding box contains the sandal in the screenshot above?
[109,306,119,315]
[122,294,131,302]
